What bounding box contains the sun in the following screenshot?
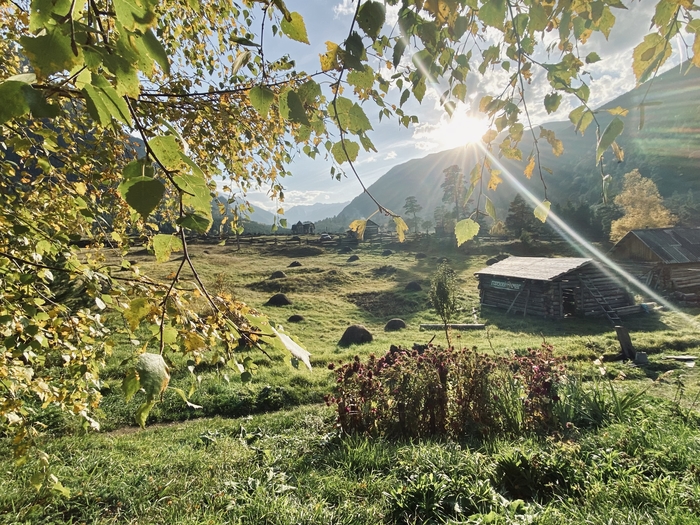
[438,113,491,149]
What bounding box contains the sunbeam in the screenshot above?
[476,142,700,331]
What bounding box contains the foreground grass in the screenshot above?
[3,400,700,524]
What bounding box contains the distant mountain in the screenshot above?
[284,201,350,223]
[337,64,700,224]
[247,206,276,225]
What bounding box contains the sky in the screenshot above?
[243,0,684,212]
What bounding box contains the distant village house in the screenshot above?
[291,221,315,235]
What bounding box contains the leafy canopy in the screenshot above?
[1,0,699,484]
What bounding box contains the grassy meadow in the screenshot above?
[3,237,700,524]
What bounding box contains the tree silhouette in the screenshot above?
[403,196,423,234]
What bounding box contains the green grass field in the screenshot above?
[3,238,700,524]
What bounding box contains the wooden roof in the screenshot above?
[475,257,592,281]
[613,228,700,264]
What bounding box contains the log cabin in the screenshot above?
[608,228,700,295]
[475,257,635,320]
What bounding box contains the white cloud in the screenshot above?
[333,0,355,18]
[384,150,397,160]
[385,4,400,26]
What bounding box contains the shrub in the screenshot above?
[326,344,565,439]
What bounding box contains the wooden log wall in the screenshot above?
[670,266,700,293]
[478,263,635,319]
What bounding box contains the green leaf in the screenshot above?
[135,401,156,428]
[122,368,140,402]
[478,0,507,30]
[528,2,548,32]
[485,197,497,220]
[297,80,321,105]
[534,199,551,223]
[20,29,82,78]
[271,327,312,370]
[124,297,151,331]
[569,105,594,135]
[455,219,480,246]
[136,353,170,403]
[177,213,211,233]
[357,1,385,40]
[29,0,71,32]
[113,0,157,31]
[586,52,601,64]
[393,38,407,67]
[82,84,111,126]
[632,33,671,84]
[331,140,360,164]
[118,176,165,219]
[152,234,183,263]
[596,116,624,163]
[170,387,203,409]
[93,75,132,125]
[400,89,410,107]
[280,11,309,44]
[544,92,561,114]
[348,103,373,133]
[452,83,467,102]
[231,50,251,75]
[230,36,260,47]
[249,85,275,117]
[123,158,155,180]
[149,135,184,171]
[347,67,374,91]
[0,82,31,124]
[413,77,427,103]
[279,89,309,125]
[174,167,212,229]
[141,29,170,75]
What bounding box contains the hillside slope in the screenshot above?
[338,65,700,223]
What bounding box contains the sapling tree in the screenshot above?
[430,263,459,347]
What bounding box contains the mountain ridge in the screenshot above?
[336,64,700,225]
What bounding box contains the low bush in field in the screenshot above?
[326,344,565,439]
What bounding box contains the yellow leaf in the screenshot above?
[605,106,629,117]
[487,169,502,191]
[74,182,87,195]
[393,216,409,242]
[534,200,551,223]
[524,155,535,179]
[184,332,206,352]
[482,129,498,143]
[455,218,480,246]
[693,33,700,68]
[611,141,625,162]
[349,219,367,240]
[320,41,339,72]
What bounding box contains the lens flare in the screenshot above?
[477,142,700,331]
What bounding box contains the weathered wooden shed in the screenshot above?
[608,228,700,294]
[475,257,634,320]
[364,219,379,238]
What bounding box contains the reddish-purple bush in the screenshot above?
[326,344,564,439]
